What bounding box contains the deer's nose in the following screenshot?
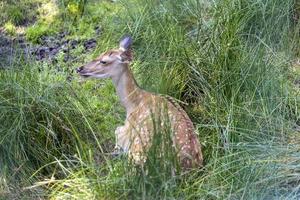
[76,66,84,73]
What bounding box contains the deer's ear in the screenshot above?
[119,35,132,51]
[120,49,133,62]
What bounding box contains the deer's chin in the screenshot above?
[93,73,110,79]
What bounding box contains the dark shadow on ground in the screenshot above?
[0,29,99,69]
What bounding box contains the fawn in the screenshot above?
[77,36,203,169]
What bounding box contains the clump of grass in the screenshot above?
[6,5,25,25]
[0,0,42,26]
[0,60,121,198]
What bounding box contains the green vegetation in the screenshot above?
[0,0,299,199]
[0,0,42,26]
[25,23,52,43]
[4,22,17,36]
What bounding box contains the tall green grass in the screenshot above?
[0,0,299,199]
[0,61,121,198]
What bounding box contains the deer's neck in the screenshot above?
[112,66,143,116]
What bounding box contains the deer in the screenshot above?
[76,36,203,169]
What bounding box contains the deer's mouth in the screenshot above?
[79,73,91,78]
[78,71,110,79]
[77,69,94,78]
[76,66,93,78]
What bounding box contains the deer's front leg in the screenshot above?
[112,126,124,155]
[114,125,131,154]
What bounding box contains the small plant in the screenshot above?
[4,21,16,35]
[67,2,80,16]
[25,23,52,43]
[66,0,87,20]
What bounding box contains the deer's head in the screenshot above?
[76,36,133,79]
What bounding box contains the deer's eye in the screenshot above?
[99,60,107,64]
